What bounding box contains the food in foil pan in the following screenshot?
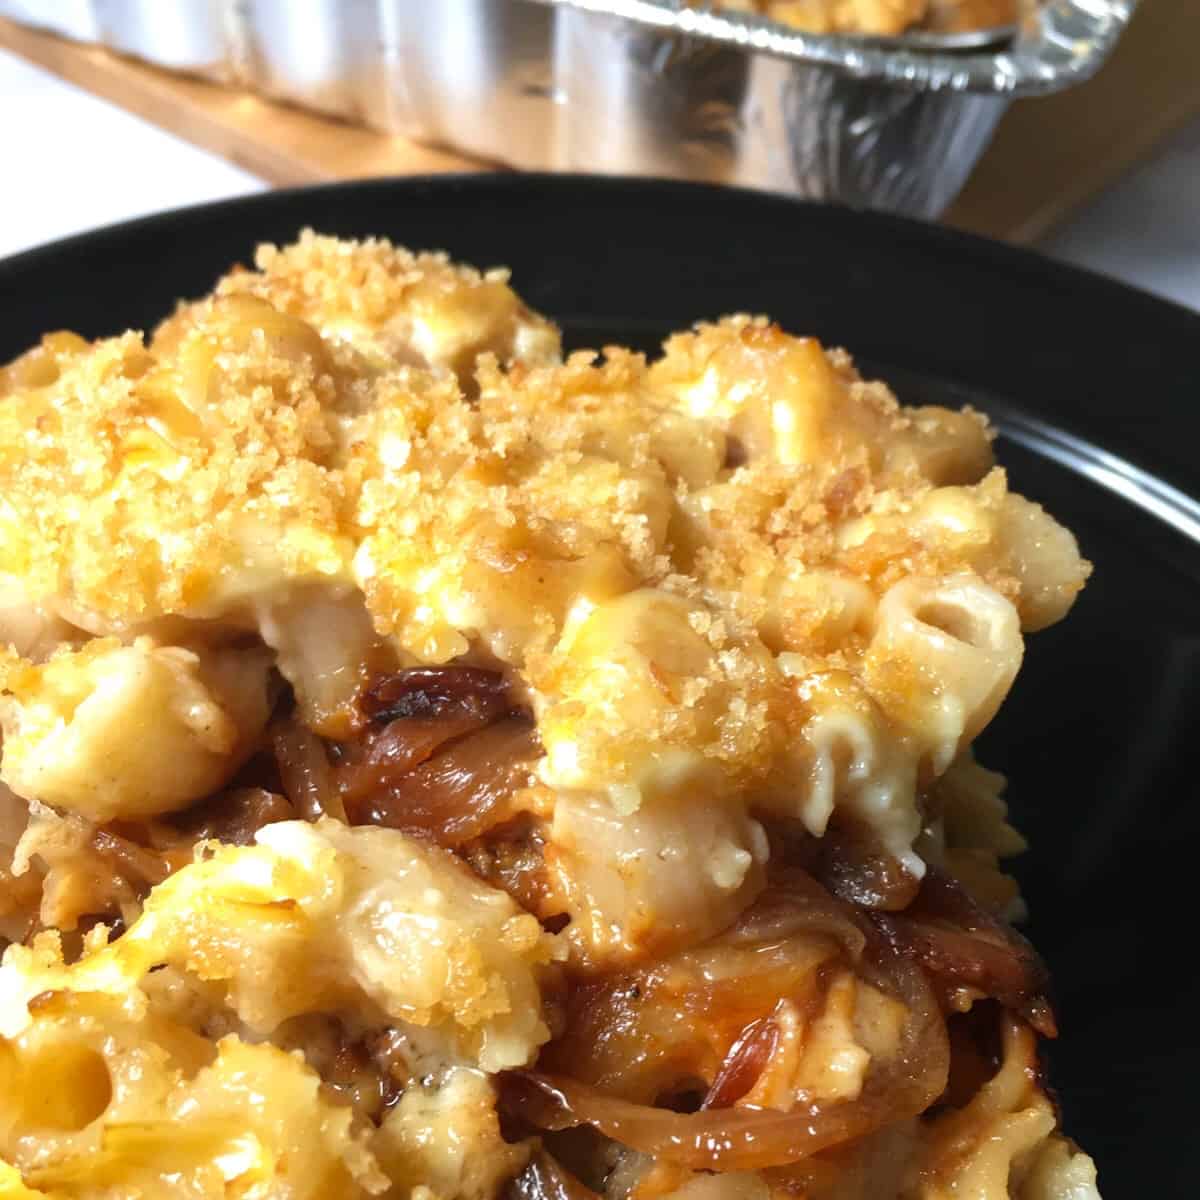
[505,0,1129,216]
[0,0,1133,219]
[707,0,1018,37]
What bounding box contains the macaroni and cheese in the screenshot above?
[0,232,1096,1199]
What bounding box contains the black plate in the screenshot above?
[3,175,1197,1195]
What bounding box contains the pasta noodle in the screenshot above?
[0,640,272,821]
[864,575,1023,775]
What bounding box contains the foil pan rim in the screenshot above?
[533,0,1136,95]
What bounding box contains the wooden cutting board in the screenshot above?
[0,16,486,184]
[3,0,1198,243]
[947,0,1200,242]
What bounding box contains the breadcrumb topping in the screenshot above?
[0,232,1090,853]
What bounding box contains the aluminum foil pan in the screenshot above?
[0,0,1134,219]
[385,0,561,167]
[549,7,1008,213]
[1,0,99,42]
[545,0,1132,95]
[233,0,392,126]
[96,0,231,80]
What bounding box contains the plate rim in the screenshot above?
[3,171,1200,329]
[4,171,1198,513]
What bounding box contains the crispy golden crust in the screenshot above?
[0,317,348,622]
[0,240,1089,852]
[201,229,562,383]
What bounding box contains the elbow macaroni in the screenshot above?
[0,820,558,1199]
[863,575,1023,776]
[0,821,557,1072]
[0,640,272,822]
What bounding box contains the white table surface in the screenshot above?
[2,45,1198,312]
[0,47,264,258]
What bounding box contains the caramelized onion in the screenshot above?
[338,709,508,802]
[168,787,297,847]
[90,829,172,888]
[729,868,867,961]
[346,715,540,846]
[343,667,516,799]
[339,666,540,845]
[542,866,869,1101]
[868,868,1056,1037]
[506,1152,600,1200]
[703,1015,779,1109]
[941,1002,1005,1110]
[463,817,560,928]
[505,943,948,1170]
[518,894,948,1172]
[361,666,510,724]
[768,819,921,912]
[273,719,344,821]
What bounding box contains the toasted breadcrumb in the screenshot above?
[0,232,1089,904]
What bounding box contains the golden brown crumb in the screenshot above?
[0,232,1089,908]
